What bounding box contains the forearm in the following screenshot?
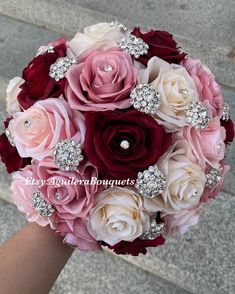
[0,222,74,294]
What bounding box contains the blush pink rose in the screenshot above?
[161,205,201,235]
[174,117,226,169]
[56,218,100,251]
[181,57,224,117]
[32,157,100,220]
[8,98,85,160]
[11,165,54,227]
[66,47,137,111]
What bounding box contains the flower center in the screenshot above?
[102,64,113,72]
[24,119,31,128]
[120,139,130,150]
[112,222,125,231]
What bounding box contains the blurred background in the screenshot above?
[0,0,234,293]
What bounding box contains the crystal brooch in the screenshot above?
[36,45,55,57]
[186,101,210,130]
[222,103,230,121]
[119,34,149,59]
[32,190,54,217]
[135,166,166,198]
[53,139,83,171]
[130,84,161,115]
[140,220,165,240]
[49,57,76,81]
[206,167,222,188]
[5,128,15,147]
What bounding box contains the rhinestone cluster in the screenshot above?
[135,166,166,198]
[31,190,54,217]
[206,167,222,188]
[186,101,210,130]
[130,84,161,115]
[140,220,165,240]
[53,139,83,171]
[222,103,230,121]
[110,20,128,32]
[119,35,149,59]
[49,57,76,81]
[36,45,55,57]
[5,128,15,147]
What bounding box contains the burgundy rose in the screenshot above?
[17,41,67,109]
[221,118,235,145]
[84,110,172,180]
[102,235,165,256]
[131,27,186,66]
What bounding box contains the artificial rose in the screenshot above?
[87,187,150,246]
[144,140,206,214]
[11,165,53,226]
[138,56,198,132]
[56,218,100,251]
[66,47,137,111]
[6,77,23,114]
[17,42,67,109]
[161,205,201,235]
[33,158,99,220]
[181,57,224,117]
[102,235,165,256]
[68,22,125,58]
[131,27,186,66]
[174,117,226,169]
[221,118,235,145]
[8,98,85,160]
[84,109,172,180]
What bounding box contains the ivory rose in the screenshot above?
[87,187,150,246]
[6,77,23,114]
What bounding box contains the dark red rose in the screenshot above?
[102,235,165,256]
[84,110,172,180]
[221,118,235,145]
[17,41,67,109]
[131,27,187,66]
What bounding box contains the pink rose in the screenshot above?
[32,157,100,220]
[174,117,226,169]
[161,205,201,235]
[56,218,100,251]
[11,165,54,227]
[66,47,137,111]
[181,57,224,117]
[8,98,85,160]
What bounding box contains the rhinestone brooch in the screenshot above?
[110,20,128,32]
[49,57,76,81]
[135,166,166,198]
[186,101,210,130]
[130,84,161,115]
[32,190,55,217]
[140,220,165,240]
[119,34,149,59]
[222,103,230,121]
[53,139,84,171]
[36,45,55,57]
[206,167,222,188]
[5,128,15,147]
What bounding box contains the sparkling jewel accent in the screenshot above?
[119,35,149,59]
[36,45,55,57]
[24,119,31,128]
[186,101,210,130]
[179,88,189,96]
[222,103,230,121]
[49,57,76,81]
[31,190,54,217]
[110,20,128,32]
[206,167,222,188]
[140,220,165,240]
[102,64,113,72]
[53,139,83,171]
[120,140,130,150]
[5,128,15,147]
[130,84,161,115]
[112,222,125,231]
[135,166,166,198]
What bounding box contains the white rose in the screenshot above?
[138,57,198,132]
[87,187,150,246]
[144,140,206,214]
[6,77,24,114]
[68,22,126,57]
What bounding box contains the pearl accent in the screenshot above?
[103,64,113,72]
[120,139,130,150]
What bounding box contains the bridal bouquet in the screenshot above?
[0,21,234,255]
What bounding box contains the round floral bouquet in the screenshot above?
[0,21,234,256]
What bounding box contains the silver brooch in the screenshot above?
[31,190,54,217]
[140,220,165,240]
[135,166,166,198]
[36,45,55,57]
[5,128,15,147]
[53,139,83,171]
[222,103,230,121]
[205,166,223,188]
[49,57,76,81]
[110,20,128,32]
[186,101,210,130]
[130,84,161,115]
[119,34,149,59]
